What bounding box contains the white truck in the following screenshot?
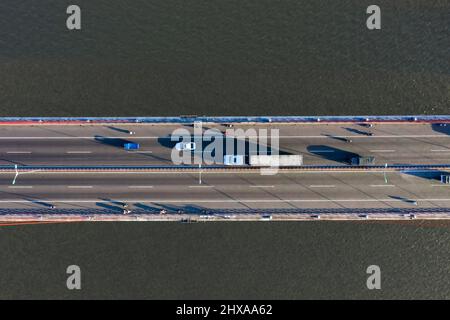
[249,155,303,166]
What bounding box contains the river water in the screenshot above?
[0,0,448,116]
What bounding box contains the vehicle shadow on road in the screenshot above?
[343,127,371,135]
[0,188,63,209]
[431,123,450,135]
[24,198,54,208]
[101,198,125,205]
[96,202,123,212]
[0,159,27,166]
[388,195,417,205]
[107,126,132,134]
[307,145,359,164]
[322,134,351,143]
[133,203,161,213]
[151,202,211,214]
[401,170,446,182]
[157,136,178,149]
[94,135,133,148]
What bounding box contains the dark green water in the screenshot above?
[0,1,449,299]
[0,0,448,116]
[0,221,449,299]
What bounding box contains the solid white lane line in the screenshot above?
[430,149,450,152]
[0,136,160,139]
[135,151,153,153]
[309,185,335,188]
[0,169,444,176]
[431,184,450,187]
[8,186,33,188]
[128,186,154,188]
[226,135,449,139]
[188,185,214,188]
[67,186,93,189]
[0,134,448,139]
[250,185,275,188]
[6,151,32,154]
[370,150,395,153]
[1,198,450,203]
[370,184,395,187]
[66,151,92,154]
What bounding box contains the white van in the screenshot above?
[223,155,244,165]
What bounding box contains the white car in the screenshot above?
[223,155,244,165]
[175,142,196,151]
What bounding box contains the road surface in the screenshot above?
[0,122,449,220]
[0,122,449,166]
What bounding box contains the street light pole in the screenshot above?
[12,164,19,185]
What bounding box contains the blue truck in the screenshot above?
[124,142,140,150]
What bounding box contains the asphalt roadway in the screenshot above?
[1,168,449,211]
[0,122,449,166]
[0,122,449,218]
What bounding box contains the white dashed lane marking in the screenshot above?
[6,151,32,154]
[66,151,92,154]
[128,186,154,189]
[309,185,335,188]
[8,186,33,188]
[370,184,395,187]
[67,186,93,189]
[250,185,275,188]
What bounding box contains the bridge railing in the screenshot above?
[0,115,449,124]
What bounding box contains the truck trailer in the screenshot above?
[249,155,303,166]
[351,156,375,165]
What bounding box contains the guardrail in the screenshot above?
[1,207,450,215]
[0,115,449,125]
[1,207,450,220]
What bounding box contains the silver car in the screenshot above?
[175,142,196,151]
